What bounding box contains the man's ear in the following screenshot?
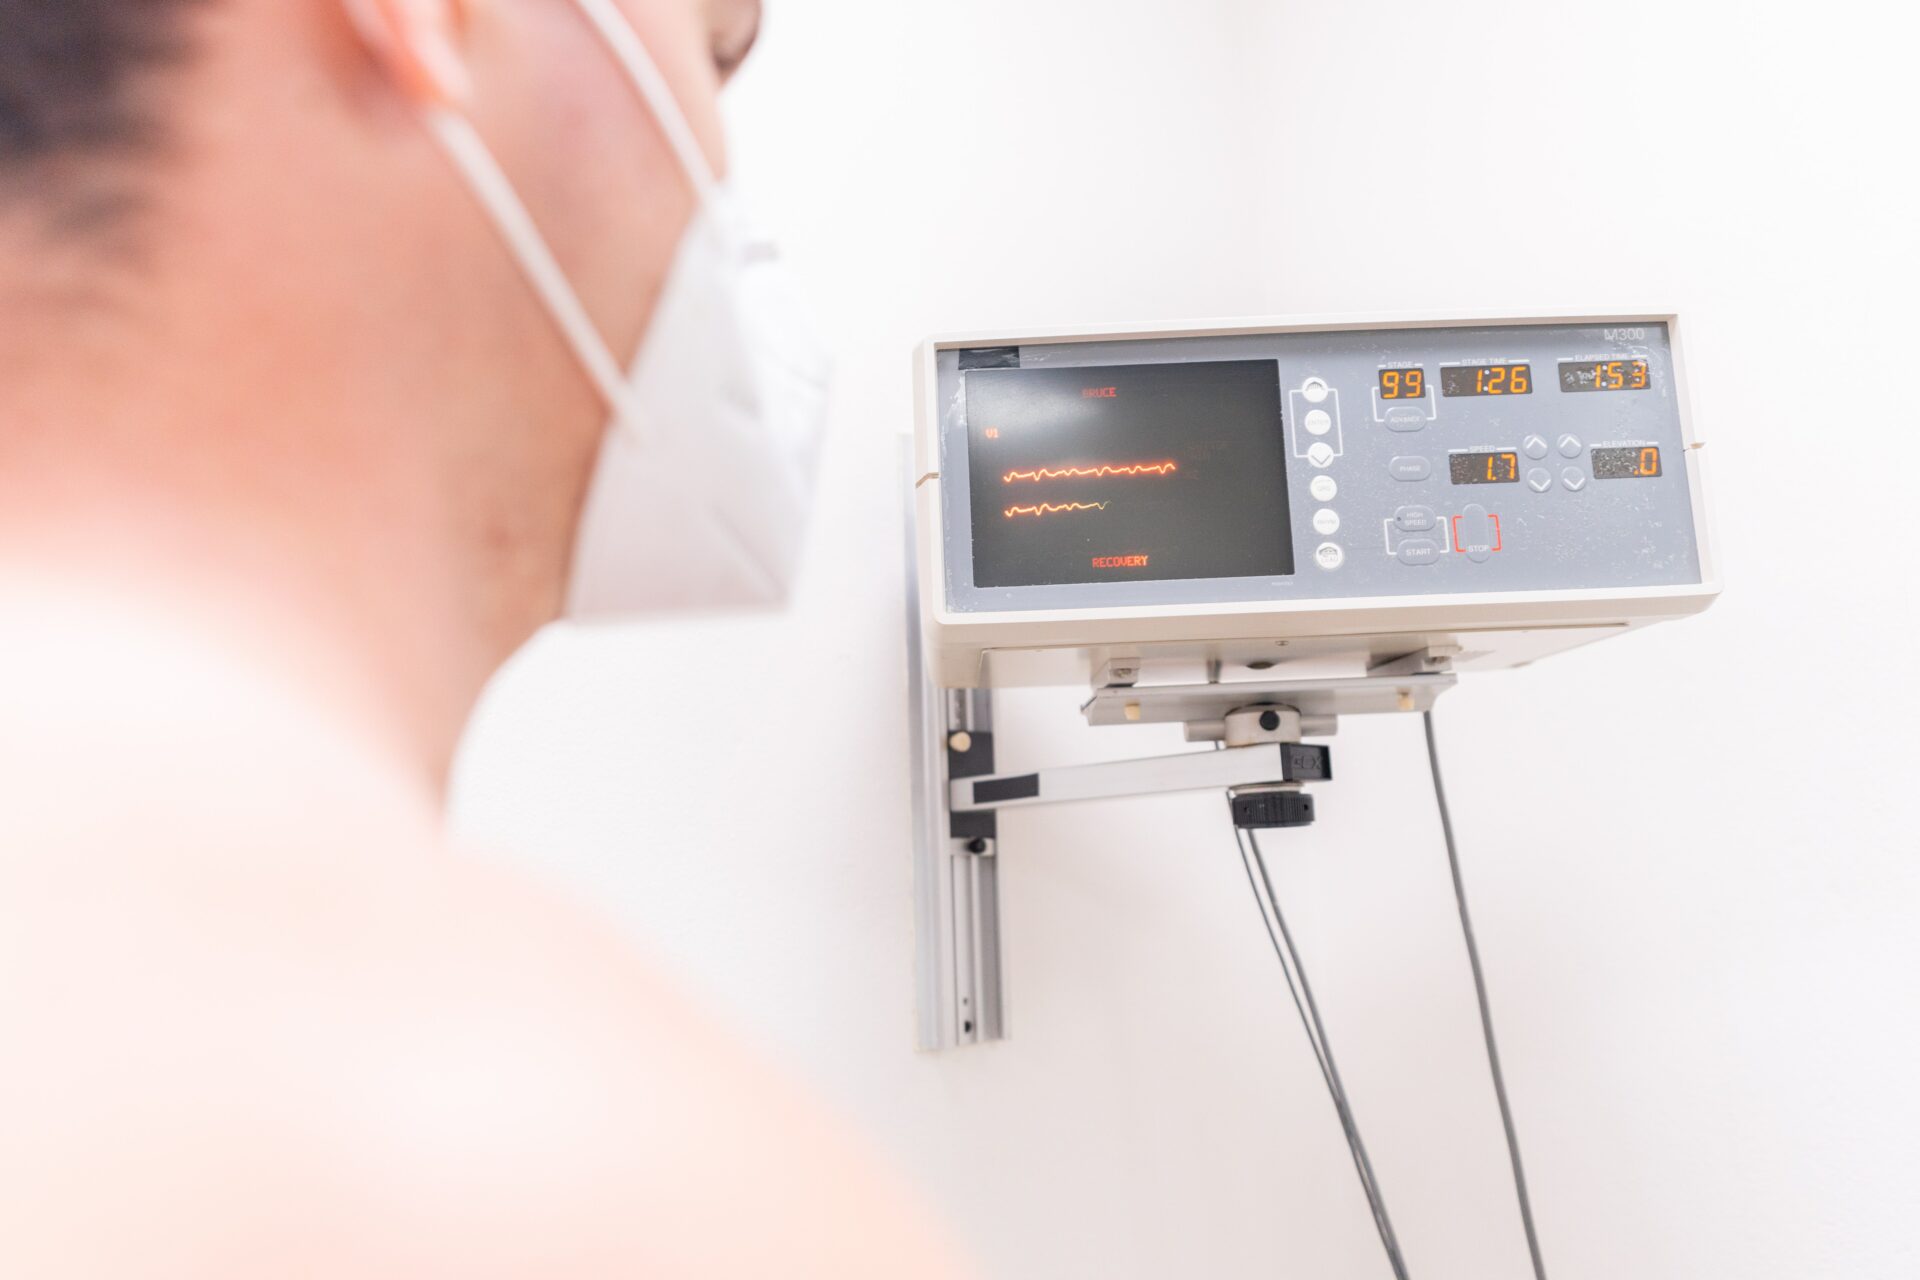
[341,0,472,106]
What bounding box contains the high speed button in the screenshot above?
[1394,506,1435,532]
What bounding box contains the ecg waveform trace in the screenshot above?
[1001,461,1179,484]
[1003,501,1110,520]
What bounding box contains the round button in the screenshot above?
[1314,542,1344,570]
[1307,441,1335,468]
[1557,433,1583,459]
[1523,434,1550,460]
[1302,378,1330,404]
[1312,508,1341,535]
[1562,467,1588,491]
[1527,468,1552,492]
[1310,475,1338,502]
[1304,408,1333,435]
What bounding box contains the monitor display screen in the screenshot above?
[964,360,1294,588]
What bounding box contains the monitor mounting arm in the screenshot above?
[906,583,1458,1052]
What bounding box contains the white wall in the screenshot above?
[452,2,1920,1276]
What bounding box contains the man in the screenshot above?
[0,0,961,1274]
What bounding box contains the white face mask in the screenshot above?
[420,0,828,619]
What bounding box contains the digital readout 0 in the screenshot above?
[1378,368,1425,400]
[1450,451,1520,484]
[1440,363,1532,397]
[1560,359,1650,393]
[1592,446,1662,479]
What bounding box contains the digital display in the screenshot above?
[1592,445,1663,479]
[1440,363,1532,397]
[964,360,1293,588]
[1449,451,1520,485]
[1378,367,1425,400]
[1560,359,1650,393]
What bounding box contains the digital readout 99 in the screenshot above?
[962,360,1295,589]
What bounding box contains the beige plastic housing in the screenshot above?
[912,311,1720,690]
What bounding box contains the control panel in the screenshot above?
[928,319,1703,614]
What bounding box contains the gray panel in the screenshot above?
[936,322,1700,613]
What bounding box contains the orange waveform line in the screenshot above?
[1003,501,1110,520]
[1001,461,1178,484]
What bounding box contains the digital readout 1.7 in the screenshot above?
[1378,368,1425,400]
[1560,359,1649,393]
[1592,446,1662,479]
[1450,451,1520,484]
[1440,364,1532,397]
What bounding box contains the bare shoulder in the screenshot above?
[0,819,965,1279]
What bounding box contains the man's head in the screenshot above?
[0,0,762,778]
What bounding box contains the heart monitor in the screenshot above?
[912,313,1718,688]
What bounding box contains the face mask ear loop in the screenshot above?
[568,0,723,200]
[424,107,640,428]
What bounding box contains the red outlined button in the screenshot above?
[1449,513,1503,553]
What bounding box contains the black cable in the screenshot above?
[1248,830,1409,1279]
[1423,711,1549,1280]
[1232,832,1382,1229]
[1234,822,1410,1279]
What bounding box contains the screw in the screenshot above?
[1259,710,1281,732]
[948,730,973,754]
[966,837,989,854]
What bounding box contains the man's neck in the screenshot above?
[0,461,504,805]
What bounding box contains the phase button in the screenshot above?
[1388,455,1432,482]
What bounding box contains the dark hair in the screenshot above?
[0,0,205,178]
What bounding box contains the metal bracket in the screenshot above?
[906,677,1005,1051]
[950,741,1333,815]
